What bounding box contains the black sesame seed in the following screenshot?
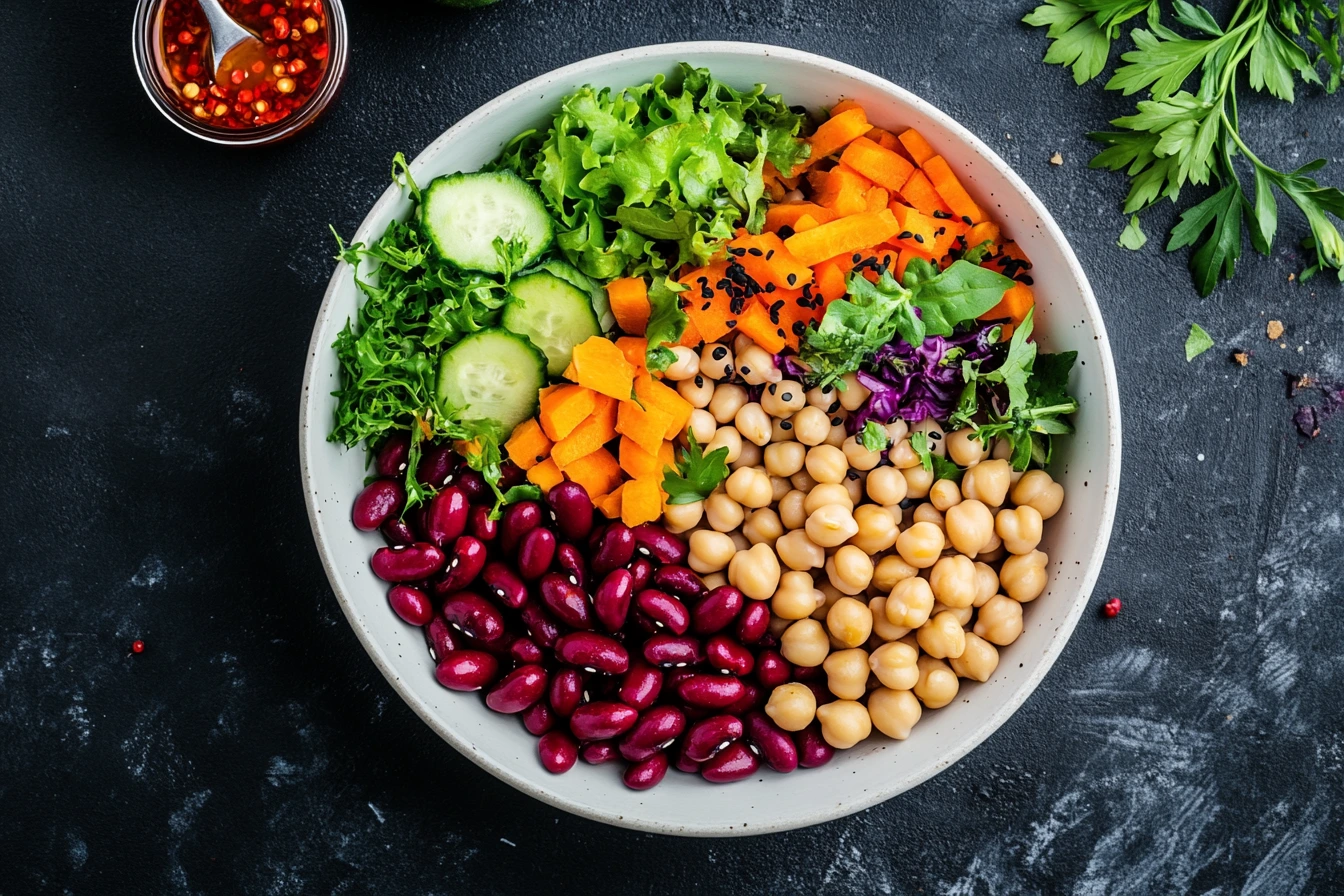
[768,383,778,395]
[765,250,775,260]
[712,347,727,360]
[962,215,973,225]
[897,230,913,240]
[747,247,764,257]
[777,225,795,239]
[723,365,732,376]
[776,328,786,338]
[786,273,798,286]
[831,416,843,426]
[1020,275,1035,285]
[796,297,810,307]
[724,320,737,328]
[914,234,925,244]
[847,470,859,480]
[932,210,951,219]
[694,375,704,388]
[740,366,751,375]
[765,283,777,293]
[827,400,840,413]
[701,302,712,311]
[780,420,793,430]
[781,392,794,402]
[792,321,806,336]
[851,254,862,263]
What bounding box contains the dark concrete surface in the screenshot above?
[3,0,1344,893]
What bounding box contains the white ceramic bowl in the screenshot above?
[300,42,1121,836]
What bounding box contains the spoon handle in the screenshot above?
[194,0,254,77]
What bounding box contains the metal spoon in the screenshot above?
[196,0,269,86]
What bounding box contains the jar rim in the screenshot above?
[131,0,349,146]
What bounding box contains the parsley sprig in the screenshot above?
[1026,0,1344,292]
[662,431,730,504]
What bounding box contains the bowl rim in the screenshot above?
[298,40,1123,836]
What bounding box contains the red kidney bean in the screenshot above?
[631,523,687,564]
[619,706,686,762]
[522,701,555,736]
[547,481,595,542]
[676,674,747,709]
[744,711,799,773]
[499,500,544,553]
[664,668,697,693]
[569,701,639,741]
[628,557,654,592]
[618,661,663,711]
[538,730,579,774]
[485,664,547,714]
[700,741,760,783]
[510,637,544,665]
[456,470,490,504]
[755,649,790,690]
[497,461,525,491]
[434,650,499,691]
[517,528,557,581]
[802,681,831,708]
[519,602,562,649]
[791,663,822,681]
[580,741,619,765]
[469,505,498,542]
[593,568,634,632]
[548,668,584,717]
[423,486,469,546]
[705,635,754,676]
[380,516,417,546]
[387,584,433,626]
[424,615,462,661]
[590,523,635,578]
[539,573,592,629]
[735,601,770,644]
[674,742,702,774]
[635,590,691,635]
[371,543,445,582]
[683,714,744,763]
[375,433,411,479]
[416,444,455,489]
[796,724,835,768]
[555,543,587,590]
[726,682,763,716]
[440,592,507,644]
[623,752,669,790]
[432,536,487,594]
[643,634,704,668]
[652,565,705,600]
[555,632,629,675]
[480,562,527,610]
[692,586,745,635]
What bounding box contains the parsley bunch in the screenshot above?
[1025,0,1344,293]
[662,432,730,504]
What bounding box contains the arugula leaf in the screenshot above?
[979,308,1039,409]
[1185,322,1214,360]
[662,431,730,504]
[859,420,891,452]
[1118,214,1148,249]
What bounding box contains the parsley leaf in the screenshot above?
[1023,0,1158,85]
[1118,214,1148,249]
[909,431,964,482]
[662,431,730,504]
[860,420,891,452]
[1185,322,1215,360]
[643,277,690,371]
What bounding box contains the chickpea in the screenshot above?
[770,474,792,503]
[827,548,875,597]
[688,530,736,574]
[911,502,946,532]
[911,417,947,457]
[837,373,870,410]
[996,505,1044,555]
[841,436,883,471]
[824,417,849,448]
[999,550,1048,602]
[727,543,781,601]
[888,438,922,469]
[815,699,872,749]
[917,611,967,660]
[762,442,805,480]
[865,466,908,505]
[944,499,995,556]
[991,437,1026,485]
[949,632,1000,682]
[902,465,934,500]
[804,483,853,516]
[873,555,919,593]
[895,521,944,568]
[805,504,859,548]
[775,529,825,571]
[812,582,845,621]
[778,490,808,530]
[790,469,819,492]
[804,445,847,485]
[765,682,817,731]
[770,416,797,443]
[974,594,1024,645]
[805,383,837,409]
[662,499,704,534]
[1011,470,1065,520]
[742,507,783,547]
[842,472,864,506]
[929,478,963,511]
[735,344,782,385]
[849,504,899,555]
[708,383,747,424]
[931,601,974,626]
[701,571,728,590]
[884,419,910,444]
[730,441,763,471]
[779,618,830,667]
[913,655,959,709]
[725,467,772,509]
[727,526,751,554]
[686,408,717,444]
[791,406,831,446]
[961,458,1012,506]
[867,687,922,740]
[732,332,755,355]
[677,374,715,409]
[868,640,919,690]
[972,561,1000,607]
[929,554,977,609]
[773,570,825,619]
[663,345,701,380]
[699,343,735,380]
[884,576,935,629]
[976,530,1007,563]
[768,612,793,640]
[705,426,742,464]
[868,597,912,641]
[946,427,988,467]
[761,380,807,417]
[823,647,870,699]
[704,492,744,533]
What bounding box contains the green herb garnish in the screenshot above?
[910,431,964,482]
[1185,322,1215,359]
[662,431,731,504]
[1118,214,1148,249]
[860,420,892,452]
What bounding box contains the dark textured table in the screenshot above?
[4,0,1343,892]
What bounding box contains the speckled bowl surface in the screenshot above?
[299,41,1122,836]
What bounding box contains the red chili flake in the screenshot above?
[1101,597,1122,618]
[272,15,289,36]
[230,68,245,84]
[131,639,146,654]
[178,30,195,44]
[259,3,274,15]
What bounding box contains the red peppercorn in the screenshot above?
[1102,597,1122,618]
[131,639,146,654]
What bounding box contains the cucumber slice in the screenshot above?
[502,272,602,376]
[436,329,546,430]
[419,171,553,274]
[538,259,616,332]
